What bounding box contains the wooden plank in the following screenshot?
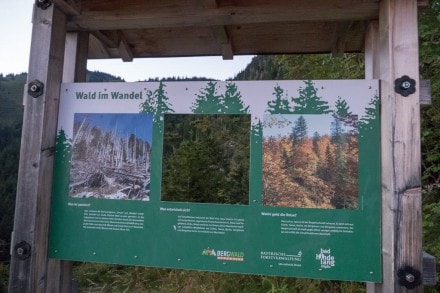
[88,33,111,58]
[53,0,80,16]
[331,22,353,57]
[91,30,119,48]
[420,79,431,106]
[364,21,379,79]
[118,32,134,62]
[198,0,218,9]
[8,5,67,292]
[211,26,233,59]
[423,252,437,285]
[367,0,422,292]
[63,31,89,82]
[68,2,379,31]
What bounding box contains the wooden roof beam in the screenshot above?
[199,1,233,59]
[53,0,80,16]
[67,3,379,31]
[331,21,353,57]
[118,32,134,62]
[91,30,119,48]
[88,33,111,58]
[211,26,233,60]
[198,0,218,9]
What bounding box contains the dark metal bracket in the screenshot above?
[14,241,32,260]
[397,266,422,289]
[395,75,416,97]
[35,0,52,9]
[28,80,45,98]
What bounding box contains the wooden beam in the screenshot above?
[67,2,379,31]
[417,0,429,7]
[9,4,67,292]
[88,33,111,58]
[53,0,80,16]
[91,30,119,48]
[367,0,422,292]
[118,32,134,62]
[211,25,233,60]
[420,79,432,106]
[332,21,353,57]
[198,0,218,9]
[364,21,379,79]
[63,31,89,82]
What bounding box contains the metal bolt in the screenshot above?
[405,273,415,283]
[401,81,411,90]
[394,75,416,97]
[14,241,31,260]
[28,80,44,98]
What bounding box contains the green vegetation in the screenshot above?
[1,0,440,289]
[162,114,250,204]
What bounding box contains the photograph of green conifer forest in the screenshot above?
[161,114,251,205]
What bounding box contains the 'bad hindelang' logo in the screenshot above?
[316,248,335,269]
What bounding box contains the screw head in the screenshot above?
[405,273,415,283]
[14,241,31,260]
[401,81,411,90]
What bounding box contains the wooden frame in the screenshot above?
[9,0,424,291]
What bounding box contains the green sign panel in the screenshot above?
[49,80,381,282]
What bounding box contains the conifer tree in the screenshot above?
[292,80,331,114]
[139,81,174,124]
[266,85,291,114]
[223,82,249,114]
[191,81,223,113]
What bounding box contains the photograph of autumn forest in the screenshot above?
[262,114,359,209]
[161,114,250,205]
[69,113,152,201]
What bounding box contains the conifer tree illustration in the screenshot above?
[266,84,291,114]
[191,81,223,113]
[140,81,174,121]
[292,80,331,114]
[334,96,352,117]
[359,93,379,133]
[55,129,72,167]
[223,82,249,114]
[333,96,358,132]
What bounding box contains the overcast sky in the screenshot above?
[0,1,253,81]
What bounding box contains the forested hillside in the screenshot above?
[1,1,439,290]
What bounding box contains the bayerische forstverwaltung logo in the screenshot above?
[202,248,244,262]
[315,248,335,269]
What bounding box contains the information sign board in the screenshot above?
[49,80,381,282]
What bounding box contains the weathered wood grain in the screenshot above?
[9,5,67,292]
[366,0,422,292]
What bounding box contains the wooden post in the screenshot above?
[63,32,89,83]
[366,0,422,292]
[9,4,67,292]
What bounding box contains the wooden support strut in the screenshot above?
[366,0,422,292]
[8,4,68,292]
